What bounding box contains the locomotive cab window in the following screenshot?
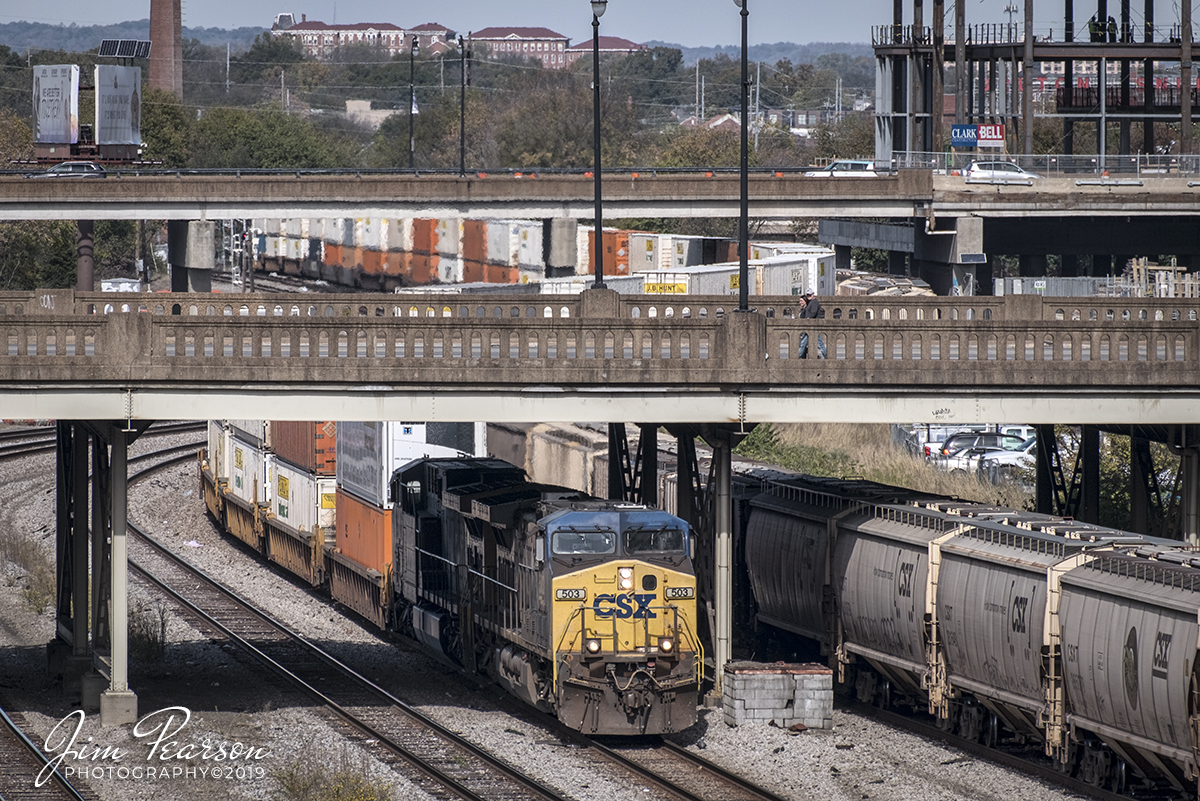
[624,527,687,555]
[551,527,616,555]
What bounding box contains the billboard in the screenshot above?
[950,124,977,148]
[94,65,141,146]
[33,65,79,144]
[977,123,1005,148]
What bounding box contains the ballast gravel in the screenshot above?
[0,424,1090,801]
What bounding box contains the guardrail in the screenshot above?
[893,151,1200,176]
[1,289,1196,391]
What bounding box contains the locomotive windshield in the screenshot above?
[551,527,617,555]
[624,527,687,554]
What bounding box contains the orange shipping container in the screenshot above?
[587,230,631,277]
[271,421,337,476]
[323,242,345,268]
[462,258,486,283]
[335,487,392,574]
[412,218,437,255]
[410,253,440,285]
[361,248,386,277]
[462,220,488,263]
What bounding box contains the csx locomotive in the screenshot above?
[390,457,701,735]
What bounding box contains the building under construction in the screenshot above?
[873,0,1198,160]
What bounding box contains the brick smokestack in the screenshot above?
[149,0,183,98]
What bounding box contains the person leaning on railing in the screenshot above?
[797,291,826,359]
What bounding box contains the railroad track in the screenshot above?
[125,519,574,801]
[0,422,205,462]
[0,704,95,801]
[587,737,791,801]
[845,700,1124,801]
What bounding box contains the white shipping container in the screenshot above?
[629,233,661,273]
[337,422,468,508]
[228,420,269,448]
[435,218,461,257]
[576,225,592,274]
[228,433,271,507]
[207,420,228,479]
[486,220,519,267]
[269,456,337,534]
[516,220,543,269]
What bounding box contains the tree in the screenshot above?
[231,33,305,84]
[140,88,190,167]
[187,107,359,168]
[811,112,874,160]
[0,222,77,290]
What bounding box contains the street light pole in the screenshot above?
[591,0,607,287]
[409,35,418,170]
[735,0,749,312]
[459,34,468,177]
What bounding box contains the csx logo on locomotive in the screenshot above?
[593,593,657,619]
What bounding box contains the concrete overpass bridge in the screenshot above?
[5,170,1200,221]
[12,285,1197,725]
[4,287,1197,426]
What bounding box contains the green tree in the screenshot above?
[811,112,874,160]
[0,222,77,290]
[140,87,190,167]
[187,107,357,168]
[231,32,305,84]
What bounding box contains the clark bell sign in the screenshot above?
[951,123,1005,148]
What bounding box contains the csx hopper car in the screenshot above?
[390,457,702,735]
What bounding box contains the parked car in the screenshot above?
[977,436,1037,471]
[23,161,107,179]
[965,161,1039,181]
[937,431,1027,457]
[939,445,1008,475]
[804,159,877,177]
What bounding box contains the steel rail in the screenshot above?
[125,521,571,801]
[0,704,91,801]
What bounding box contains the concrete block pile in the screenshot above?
[722,661,833,729]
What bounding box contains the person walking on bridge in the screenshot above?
[798,291,826,359]
[1107,16,1118,42]
[1087,15,1099,41]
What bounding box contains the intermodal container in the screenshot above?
[337,421,470,509]
[271,420,337,476]
[461,220,488,264]
[586,229,631,277]
[207,420,228,479]
[516,220,544,270]
[411,218,436,255]
[629,233,663,273]
[229,420,268,448]
[228,432,270,507]
[270,456,337,534]
[334,486,392,574]
[435,218,460,257]
[486,219,519,267]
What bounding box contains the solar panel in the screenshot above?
[98,39,152,59]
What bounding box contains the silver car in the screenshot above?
[804,159,877,177]
[965,160,1039,180]
[24,161,107,179]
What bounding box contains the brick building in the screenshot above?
[565,35,647,67]
[272,14,455,60]
[471,27,571,69]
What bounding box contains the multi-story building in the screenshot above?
[470,27,571,69]
[564,36,647,67]
[272,14,455,60]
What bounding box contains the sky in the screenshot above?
[0,0,1108,48]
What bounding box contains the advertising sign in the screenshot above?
[32,65,79,144]
[950,124,977,148]
[977,123,1006,148]
[94,65,141,146]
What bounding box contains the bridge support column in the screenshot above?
[1080,425,1101,523]
[1175,432,1199,545]
[168,220,190,292]
[887,250,907,276]
[1035,424,1057,514]
[50,423,92,692]
[544,218,578,279]
[639,424,658,508]
[99,424,137,726]
[712,429,732,697]
[187,221,215,293]
[835,245,852,275]
[1019,254,1047,277]
[1130,435,1152,534]
[76,221,95,292]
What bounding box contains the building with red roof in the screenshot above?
[470,26,571,69]
[271,14,455,60]
[564,35,647,67]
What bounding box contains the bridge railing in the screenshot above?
[1,290,1196,389]
[892,151,1200,177]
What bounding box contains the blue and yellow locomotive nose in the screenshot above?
[552,560,701,734]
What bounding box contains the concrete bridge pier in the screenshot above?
[167,221,216,292]
[1171,428,1200,544]
[75,221,95,291]
[48,420,152,726]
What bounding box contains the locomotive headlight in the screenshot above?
[619,567,634,590]
[658,637,674,653]
[585,638,602,654]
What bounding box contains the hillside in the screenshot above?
[0,20,263,54]
[644,40,873,67]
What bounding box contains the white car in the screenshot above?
[977,436,1036,471]
[965,161,1039,181]
[804,160,877,177]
